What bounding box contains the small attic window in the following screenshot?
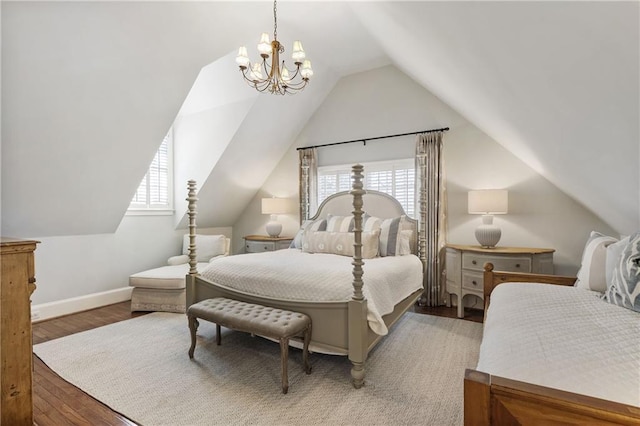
[127,129,173,215]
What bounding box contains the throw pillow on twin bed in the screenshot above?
[574,231,619,292]
[603,231,640,313]
[301,230,380,259]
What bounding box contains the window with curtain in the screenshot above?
[128,129,173,214]
[317,159,415,217]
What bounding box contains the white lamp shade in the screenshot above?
[261,198,289,215]
[468,190,508,214]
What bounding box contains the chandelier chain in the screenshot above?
[273,0,278,40]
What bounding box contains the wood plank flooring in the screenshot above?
[32,302,481,426]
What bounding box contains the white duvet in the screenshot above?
[477,283,640,407]
[200,249,424,335]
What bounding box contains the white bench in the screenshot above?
[187,297,312,394]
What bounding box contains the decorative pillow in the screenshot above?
[606,235,630,286]
[182,234,227,262]
[603,231,640,312]
[574,231,618,292]
[326,215,354,232]
[301,230,379,259]
[290,219,327,248]
[398,230,413,256]
[378,216,406,257]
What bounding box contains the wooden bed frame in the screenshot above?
[464,263,640,425]
[184,165,424,388]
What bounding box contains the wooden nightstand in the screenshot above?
[244,235,293,253]
[445,244,555,318]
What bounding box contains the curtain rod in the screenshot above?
[296,127,449,151]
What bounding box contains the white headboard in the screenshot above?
[310,190,419,254]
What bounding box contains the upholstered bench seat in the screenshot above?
[187,297,312,394]
[129,235,229,313]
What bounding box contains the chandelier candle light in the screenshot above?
[468,189,509,248]
[235,0,313,95]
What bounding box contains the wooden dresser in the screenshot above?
[1,237,39,425]
[445,244,554,318]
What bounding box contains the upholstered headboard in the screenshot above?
[310,190,419,254]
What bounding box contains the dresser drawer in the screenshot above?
[461,271,484,292]
[462,253,531,273]
[245,240,275,253]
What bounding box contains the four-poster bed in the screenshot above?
[185,165,425,387]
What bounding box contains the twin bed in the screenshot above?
[184,165,424,387]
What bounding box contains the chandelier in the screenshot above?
[235,0,313,95]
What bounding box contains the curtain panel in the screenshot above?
[298,148,318,222]
[416,132,447,307]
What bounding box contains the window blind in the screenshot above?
[129,130,173,211]
[318,159,415,217]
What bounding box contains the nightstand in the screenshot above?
[445,244,554,318]
[244,235,293,253]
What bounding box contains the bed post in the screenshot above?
[349,164,368,389]
[186,180,198,309]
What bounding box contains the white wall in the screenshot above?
[233,65,617,275]
[30,214,231,316]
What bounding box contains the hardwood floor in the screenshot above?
[32,302,147,426]
[32,301,481,425]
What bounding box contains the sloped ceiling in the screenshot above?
[2,1,638,238]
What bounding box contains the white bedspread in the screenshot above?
[200,249,424,335]
[476,283,640,407]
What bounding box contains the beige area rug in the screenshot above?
[34,311,482,426]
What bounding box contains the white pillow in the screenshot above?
[182,234,227,262]
[574,231,618,292]
[398,230,413,256]
[301,230,379,259]
[326,215,354,232]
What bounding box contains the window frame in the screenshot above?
[127,129,174,216]
[317,158,415,218]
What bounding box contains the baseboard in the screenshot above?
[31,287,133,323]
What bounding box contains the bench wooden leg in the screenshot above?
[303,325,312,374]
[216,324,221,345]
[188,316,199,359]
[280,337,289,394]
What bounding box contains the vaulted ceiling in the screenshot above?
[2,1,638,238]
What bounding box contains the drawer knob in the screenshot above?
[471,260,477,265]
[472,280,478,286]
[515,263,521,268]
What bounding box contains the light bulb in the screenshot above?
[250,63,263,81]
[281,67,291,83]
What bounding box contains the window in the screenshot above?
[318,159,415,217]
[128,129,173,214]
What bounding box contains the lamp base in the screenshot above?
[265,215,282,238]
[475,215,501,248]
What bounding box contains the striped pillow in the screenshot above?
[603,231,640,312]
[326,215,354,232]
[379,216,406,257]
[574,231,618,292]
[290,219,327,249]
[326,214,383,233]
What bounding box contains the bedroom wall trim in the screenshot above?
[31,286,133,323]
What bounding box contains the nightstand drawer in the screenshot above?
[462,271,484,292]
[462,253,531,272]
[245,240,275,253]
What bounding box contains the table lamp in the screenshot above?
[261,198,289,237]
[468,189,508,248]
